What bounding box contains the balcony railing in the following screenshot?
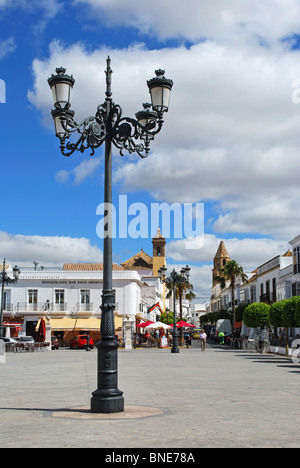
[15,301,120,315]
[71,303,94,314]
[17,302,46,312]
[16,302,67,313]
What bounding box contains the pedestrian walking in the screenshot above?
[219,331,225,346]
[199,329,207,351]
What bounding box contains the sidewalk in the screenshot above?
[0,340,300,448]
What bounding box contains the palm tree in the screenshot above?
[216,259,248,325]
[165,278,196,345]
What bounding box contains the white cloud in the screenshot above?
[28,6,300,240]
[0,231,102,265]
[0,0,63,34]
[0,0,62,14]
[166,233,291,300]
[167,234,290,273]
[73,0,300,45]
[165,262,213,301]
[0,37,16,60]
[55,157,102,185]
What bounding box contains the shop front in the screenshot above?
[3,318,23,338]
[46,316,123,347]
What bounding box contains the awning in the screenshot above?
[49,318,78,330]
[74,318,101,330]
[3,321,23,328]
[114,317,123,330]
[48,316,123,331]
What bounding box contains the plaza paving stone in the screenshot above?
[0,340,299,448]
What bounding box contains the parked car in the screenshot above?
[18,336,35,344]
[51,336,59,350]
[69,335,94,349]
[192,329,201,340]
[2,337,18,343]
[210,327,216,341]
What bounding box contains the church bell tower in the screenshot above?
[152,227,166,276]
[212,240,231,287]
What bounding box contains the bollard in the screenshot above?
[0,339,6,364]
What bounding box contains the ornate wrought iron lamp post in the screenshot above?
[0,259,20,339]
[48,57,173,413]
[158,265,191,354]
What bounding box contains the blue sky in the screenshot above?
[1,0,300,300]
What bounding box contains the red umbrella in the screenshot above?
[37,318,46,342]
[176,320,196,328]
[136,320,155,328]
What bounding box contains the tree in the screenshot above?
[269,300,288,330]
[160,311,174,325]
[165,277,196,345]
[293,297,300,326]
[216,260,248,325]
[282,296,300,328]
[234,303,248,323]
[200,314,208,325]
[280,297,300,356]
[243,302,270,329]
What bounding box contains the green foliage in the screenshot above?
[282,296,300,327]
[234,303,248,322]
[200,309,232,325]
[243,302,270,328]
[200,314,208,325]
[294,297,300,326]
[219,260,248,286]
[160,311,174,325]
[269,300,289,328]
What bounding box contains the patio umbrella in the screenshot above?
[176,320,196,328]
[36,318,46,342]
[144,321,171,330]
[136,320,155,328]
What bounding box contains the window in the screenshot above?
[28,290,38,311]
[81,290,90,304]
[293,247,300,274]
[250,286,257,303]
[55,289,64,304]
[3,290,11,310]
[54,290,65,311]
[240,290,245,303]
[80,290,91,311]
[292,282,300,297]
[272,278,276,301]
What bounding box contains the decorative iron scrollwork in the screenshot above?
[49,57,171,159]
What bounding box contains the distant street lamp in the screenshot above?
[158,265,191,354]
[0,259,20,339]
[48,57,173,413]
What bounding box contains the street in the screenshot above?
[0,340,299,448]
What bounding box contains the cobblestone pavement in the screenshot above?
[0,340,299,448]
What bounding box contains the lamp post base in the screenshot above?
[91,394,124,414]
[171,330,180,353]
[90,321,124,414]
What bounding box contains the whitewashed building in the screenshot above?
[2,262,159,345]
[208,238,299,314]
[2,228,195,343]
[290,234,300,297]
